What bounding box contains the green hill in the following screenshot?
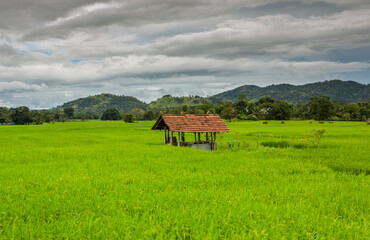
[149,95,227,109]
[56,93,148,115]
[213,80,369,103]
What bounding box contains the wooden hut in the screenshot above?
[151,114,230,150]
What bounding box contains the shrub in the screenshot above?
[123,114,134,123]
[304,129,326,148]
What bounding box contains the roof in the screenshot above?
[151,114,230,133]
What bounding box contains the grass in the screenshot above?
[0,120,369,239]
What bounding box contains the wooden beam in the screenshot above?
[170,131,173,145]
[178,132,181,146]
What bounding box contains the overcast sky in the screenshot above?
[0,0,369,108]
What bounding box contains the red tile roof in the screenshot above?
[152,114,230,133]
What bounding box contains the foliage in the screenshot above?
[9,106,33,125]
[63,107,74,118]
[0,107,10,124]
[221,105,237,121]
[304,129,326,148]
[307,96,334,120]
[129,108,145,120]
[101,108,121,120]
[149,95,227,109]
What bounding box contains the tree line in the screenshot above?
[0,94,369,125]
[149,94,369,122]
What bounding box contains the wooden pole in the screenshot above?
[214,132,217,150]
[198,132,201,142]
[206,132,209,141]
[164,127,167,144]
[170,131,173,145]
[178,132,181,146]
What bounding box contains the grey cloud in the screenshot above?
[22,0,278,40]
[238,1,345,18]
[0,0,103,30]
[0,0,369,108]
[144,9,370,59]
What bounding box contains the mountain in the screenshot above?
[213,80,369,103]
[56,93,148,115]
[149,95,227,109]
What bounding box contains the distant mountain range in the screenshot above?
[214,80,369,103]
[54,80,369,114]
[55,93,148,115]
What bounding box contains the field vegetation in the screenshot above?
[0,120,368,238]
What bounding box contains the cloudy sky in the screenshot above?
[0,0,369,108]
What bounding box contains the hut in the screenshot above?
[151,114,230,150]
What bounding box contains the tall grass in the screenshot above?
[0,121,368,239]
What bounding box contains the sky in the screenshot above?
[0,0,369,109]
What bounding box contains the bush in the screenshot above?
[123,114,134,123]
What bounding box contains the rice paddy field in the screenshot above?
[0,120,369,239]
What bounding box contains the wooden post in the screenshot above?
[170,131,173,145]
[214,132,217,150]
[198,132,201,142]
[206,132,209,141]
[178,132,181,146]
[182,132,185,142]
[164,127,167,144]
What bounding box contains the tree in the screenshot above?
[130,108,145,120]
[64,107,75,118]
[222,107,236,121]
[10,106,33,125]
[235,94,249,115]
[123,114,134,123]
[344,103,360,120]
[293,101,304,119]
[221,102,236,121]
[272,101,292,120]
[143,110,159,121]
[55,112,68,122]
[201,101,211,113]
[0,107,10,124]
[258,96,275,105]
[101,108,121,120]
[308,96,334,120]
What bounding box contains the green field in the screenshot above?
[0,121,369,239]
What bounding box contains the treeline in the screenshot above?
[139,94,370,122]
[0,106,99,125]
[1,95,369,125]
